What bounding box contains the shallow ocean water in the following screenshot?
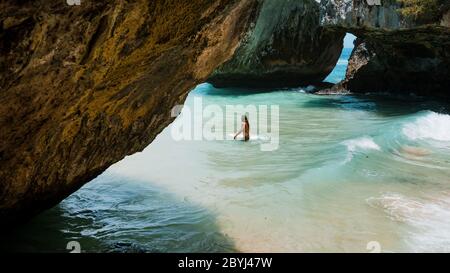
[2,46,450,253]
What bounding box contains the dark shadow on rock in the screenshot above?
[0,173,236,253]
[301,93,450,117]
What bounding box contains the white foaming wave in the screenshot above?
[403,111,450,142]
[337,60,348,65]
[342,136,380,163]
[367,192,450,252]
[343,136,381,153]
[228,134,270,142]
[295,85,316,93]
[290,85,315,93]
[367,193,423,222]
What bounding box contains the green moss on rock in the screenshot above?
[398,0,449,23]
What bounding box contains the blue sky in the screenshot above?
[344,33,356,48]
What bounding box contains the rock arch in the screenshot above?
[0,0,449,224]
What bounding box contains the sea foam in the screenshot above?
[343,136,381,153]
[342,136,380,163]
[228,133,270,141]
[367,192,450,252]
[403,111,450,142]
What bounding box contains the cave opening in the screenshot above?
[323,33,356,84]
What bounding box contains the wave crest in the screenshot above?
[341,136,380,163]
[403,112,450,142]
[343,137,381,153]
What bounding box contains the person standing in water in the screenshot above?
[234,115,250,141]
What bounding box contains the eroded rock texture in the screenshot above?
[0,0,259,223]
[208,0,345,88]
[1,0,450,225]
[320,0,450,97]
[344,28,450,97]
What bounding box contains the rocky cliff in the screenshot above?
[208,0,345,88]
[1,0,449,225]
[319,0,450,97]
[0,0,259,224]
[209,0,450,93]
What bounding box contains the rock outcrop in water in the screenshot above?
[319,0,450,97]
[207,0,345,88]
[0,0,259,224]
[210,0,450,94]
[1,0,449,225]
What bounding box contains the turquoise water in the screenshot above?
[324,48,352,84]
[3,50,450,253]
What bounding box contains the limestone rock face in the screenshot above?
[1,0,450,225]
[319,0,450,97]
[320,0,403,29]
[0,0,258,223]
[207,0,345,88]
[344,29,450,97]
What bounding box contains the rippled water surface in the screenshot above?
[3,50,450,253]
